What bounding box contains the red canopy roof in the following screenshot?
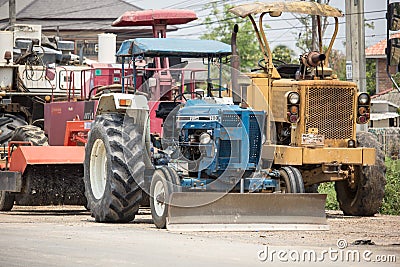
[112,9,197,27]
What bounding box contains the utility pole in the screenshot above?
[311,0,322,51]
[345,0,367,131]
[9,0,16,30]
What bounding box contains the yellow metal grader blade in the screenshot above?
[167,192,329,231]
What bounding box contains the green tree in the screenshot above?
[366,59,377,95]
[328,49,346,80]
[295,16,313,53]
[293,0,332,52]
[201,3,263,70]
[272,45,296,64]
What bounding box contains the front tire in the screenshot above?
[279,166,305,193]
[335,132,386,216]
[84,114,144,222]
[150,166,181,229]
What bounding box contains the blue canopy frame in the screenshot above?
[117,38,231,57]
[116,38,232,96]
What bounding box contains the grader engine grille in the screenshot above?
[305,87,353,139]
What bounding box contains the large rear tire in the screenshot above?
[8,125,48,207]
[150,166,181,229]
[10,125,48,146]
[84,114,144,222]
[335,132,386,216]
[0,191,15,211]
[0,114,27,145]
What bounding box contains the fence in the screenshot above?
[369,128,400,158]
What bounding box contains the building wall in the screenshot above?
[371,102,389,112]
[376,58,394,93]
[372,119,390,128]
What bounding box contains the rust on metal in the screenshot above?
[229,1,343,18]
[112,9,197,27]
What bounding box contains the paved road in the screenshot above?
[0,206,399,267]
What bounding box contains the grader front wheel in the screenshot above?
[279,166,305,193]
[335,132,386,216]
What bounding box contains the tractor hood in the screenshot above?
[177,99,250,119]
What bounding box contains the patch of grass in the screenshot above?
[318,182,339,210]
[380,158,400,215]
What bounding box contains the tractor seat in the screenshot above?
[276,64,300,79]
[155,101,181,120]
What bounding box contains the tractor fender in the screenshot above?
[96,93,149,115]
[96,93,153,169]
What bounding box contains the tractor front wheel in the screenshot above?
[150,166,181,229]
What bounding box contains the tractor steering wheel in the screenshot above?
[258,58,288,69]
[173,91,203,103]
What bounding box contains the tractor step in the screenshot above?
[167,192,329,231]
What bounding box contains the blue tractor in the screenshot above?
[170,99,277,191]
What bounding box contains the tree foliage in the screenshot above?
[200,3,263,70]
[366,59,377,95]
[293,0,331,52]
[380,158,400,215]
[272,45,296,64]
[328,49,346,80]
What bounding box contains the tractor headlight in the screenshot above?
[358,93,369,104]
[288,92,300,104]
[199,133,211,144]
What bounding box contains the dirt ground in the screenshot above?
[1,205,399,249]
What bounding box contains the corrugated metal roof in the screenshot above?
[0,0,150,32]
[0,0,32,20]
[8,0,141,20]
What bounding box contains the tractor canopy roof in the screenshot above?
[230,1,343,18]
[117,38,232,58]
[112,9,197,27]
